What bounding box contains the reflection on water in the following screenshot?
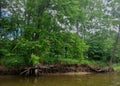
[0,73,120,86]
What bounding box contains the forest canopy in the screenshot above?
[0,0,120,67]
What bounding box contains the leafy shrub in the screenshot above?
[36,32,89,63]
[29,54,39,66]
[0,32,89,67]
[1,55,26,68]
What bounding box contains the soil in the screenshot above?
[0,64,114,76]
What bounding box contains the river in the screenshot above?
[0,73,120,86]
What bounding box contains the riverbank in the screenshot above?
[113,63,120,72]
[40,72,92,76]
[0,64,114,76]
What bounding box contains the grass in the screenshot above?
[39,57,109,66]
[113,63,120,71]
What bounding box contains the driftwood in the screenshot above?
[88,65,114,73]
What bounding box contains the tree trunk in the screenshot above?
[0,0,1,18]
[37,0,50,29]
[76,20,79,35]
[110,25,120,65]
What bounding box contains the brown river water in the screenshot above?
[0,73,120,86]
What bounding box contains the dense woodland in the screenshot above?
[0,0,120,68]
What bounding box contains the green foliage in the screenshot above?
[0,31,88,67]
[37,32,88,64]
[86,31,115,62]
[87,39,105,61]
[43,32,88,60]
[1,54,26,68]
[1,0,120,68]
[113,63,120,71]
[112,20,120,25]
[29,54,39,66]
[58,58,80,64]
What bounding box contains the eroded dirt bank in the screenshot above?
[0,64,114,76]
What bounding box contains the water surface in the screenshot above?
[0,73,120,86]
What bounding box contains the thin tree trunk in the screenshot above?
[0,0,2,39]
[110,25,120,66]
[0,0,2,23]
[0,0,1,18]
[76,20,79,35]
